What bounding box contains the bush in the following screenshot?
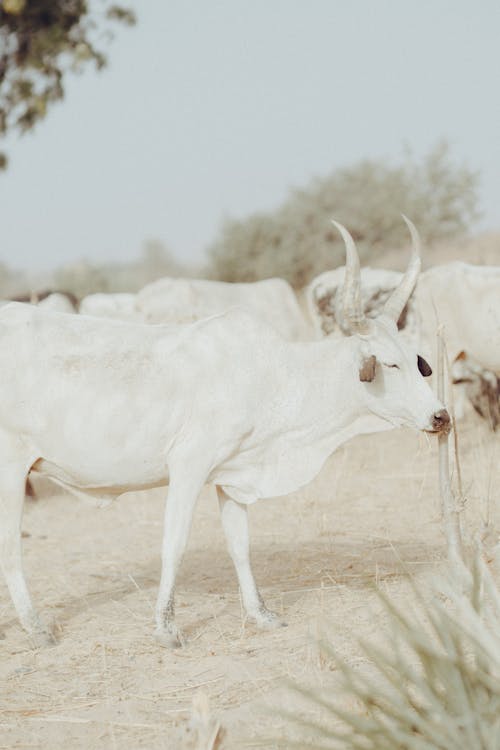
[52,240,186,299]
[53,260,110,299]
[274,557,500,749]
[208,142,480,289]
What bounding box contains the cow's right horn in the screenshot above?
[331,220,370,335]
[383,215,421,323]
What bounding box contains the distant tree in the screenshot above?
[51,240,189,298]
[0,0,135,168]
[0,258,12,292]
[208,142,480,288]
[141,239,184,281]
[54,259,109,298]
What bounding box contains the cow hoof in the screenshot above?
[30,628,57,649]
[154,626,184,649]
[254,608,288,630]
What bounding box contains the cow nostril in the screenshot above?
[432,409,451,431]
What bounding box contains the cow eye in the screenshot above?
[417,355,432,377]
[383,363,400,369]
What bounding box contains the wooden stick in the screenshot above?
[442,345,464,502]
[437,327,464,571]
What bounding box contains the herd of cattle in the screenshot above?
[0,217,498,648]
[10,235,500,430]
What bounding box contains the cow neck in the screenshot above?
[279,333,368,437]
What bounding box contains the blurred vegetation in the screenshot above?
[0,143,483,300]
[208,142,480,288]
[53,259,110,299]
[53,240,186,298]
[274,557,500,750]
[0,0,135,168]
[0,239,188,300]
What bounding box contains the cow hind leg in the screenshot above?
[0,462,55,647]
[217,487,286,629]
[154,465,206,648]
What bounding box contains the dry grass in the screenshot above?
[272,556,500,749]
[0,407,499,749]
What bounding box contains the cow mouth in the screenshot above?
[422,408,452,435]
[424,424,452,436]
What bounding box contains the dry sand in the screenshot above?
[1,406,499,749]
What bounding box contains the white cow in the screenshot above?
[37,292,77,314]
[417,262,500,426]
[309,259,500,370]
[137,277,312,341]
[451,351,500,430]
[79,292,143,321]
[1,291,77,313]
[307,266,418,341]
[0,219,448,648]
[416,262,500,371]
[308,258,500,426]
[0,293,77,317]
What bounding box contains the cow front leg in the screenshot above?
[217,487,286,629]
[0,466,55,647]
[154,468,205,648]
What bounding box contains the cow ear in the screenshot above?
[417,355,432,377]
[359,354,377,382]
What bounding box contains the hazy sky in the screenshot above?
[1,0,499,272]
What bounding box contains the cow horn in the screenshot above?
[382,214,421,323]
[331,220,370,335]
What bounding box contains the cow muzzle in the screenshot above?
[426,408,451,434]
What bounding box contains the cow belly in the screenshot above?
[30,457,169,493]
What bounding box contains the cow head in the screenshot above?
[332,217,450,434]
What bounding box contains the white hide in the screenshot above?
[37,293,77,314]
[306,266,419,344]
[0,297,445,647]
[136,276,312,341]
[308,261,500,420]
[416,262,500,373]
[79,292,144,321]
[308,261,500,373]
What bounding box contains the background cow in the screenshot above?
[307,258,500,428]
[136,276,312,341]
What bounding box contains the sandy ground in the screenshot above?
[1,406,499,749]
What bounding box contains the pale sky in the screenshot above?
[1,0,499,272]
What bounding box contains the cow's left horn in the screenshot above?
[331,219,370,335]
[382,215,421,323]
